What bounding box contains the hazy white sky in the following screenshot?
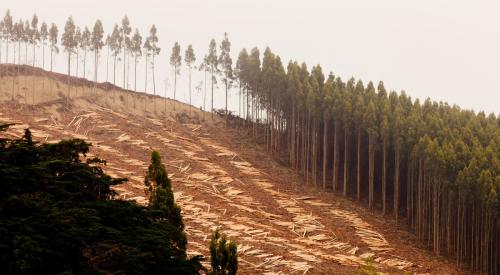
[3,0,500,114]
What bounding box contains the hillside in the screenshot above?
[0,66,465,274]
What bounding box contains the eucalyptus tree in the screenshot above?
[61,16,77,97]
[377,81,390,214]
[206,39,218,118]
[198,54,209,118]
[169,41,181,110]
[130,28,142,92]
[235,49,249,117]
[49,23,58,72]
[0,21,4,79]
[121,16,131,89]
[364,82,377,209]
[389,90,404,221]
[3,10,13,63]
[184,44,196,112]
[73,27,81,76]
[147,24,160,95]
[14,20,24,65]
[105,34,110,81]
[143,37,151,92]
[321,73,335,189]
[109,24,122,85]
[91,20,104,83]
[353,80,365,201]
[80,26,91,78]
[30,14,39,67]
[219,32,233,117]
[39,22,48,69]
[23,20,30,64]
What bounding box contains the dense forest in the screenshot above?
[231,48,500,274]
[0,9,498,274]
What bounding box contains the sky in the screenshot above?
[2,0,500,114]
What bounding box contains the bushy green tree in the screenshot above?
[144,150,186,248]
[0,125,202,274]
[209,229,238,275]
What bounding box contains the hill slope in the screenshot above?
[0,66,464,274]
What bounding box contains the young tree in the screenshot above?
[219,32,233,118]
[169,41,181,111]
[206,39,218,118]
[209,229,238,275]
[80,26,91,78]
[144,150,186,248]
[49,23,58,72]
[121,16,131,89]
[130,28,142,92]
[184,44,196,113]
[39,22,48,69]
[91,20,104,83]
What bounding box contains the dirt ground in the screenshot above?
[0,71,469,274]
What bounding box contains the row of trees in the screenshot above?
[231,47,499,274]
[0,10,239,116]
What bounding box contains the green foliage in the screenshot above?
[144,150,186,248]
[170,41,182,74]
[360,257,378,275]
[209,229,238,275]
[0,125,202,274]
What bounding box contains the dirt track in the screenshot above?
[0,73,466,274]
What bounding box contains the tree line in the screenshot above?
[0,9,236,116]
[231,46,499,274]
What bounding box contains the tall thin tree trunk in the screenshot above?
[106,46,109,82]
[42,44,45,69]
[343,126,349,197]
[113,54,116,85]
[394,146,400,221]
[134,56,137,92]
[368,135,374,209]
[211,66,214,119]
[333,123,339,192]
[188,66,192,114]
[83,50,86,79]
[50,48,53,72]
[123,48,126,88]
[356,129,361,201]
[173,65,177,111]
[152,54,156,97]
[67,52,71,105]
[382,141,387,215]
[322,117,328,190]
